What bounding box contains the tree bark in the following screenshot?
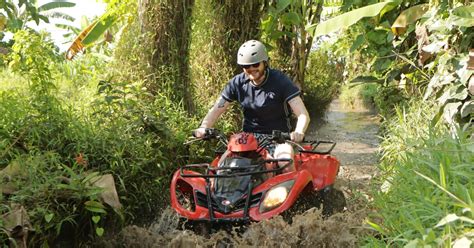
[141,0,195,113]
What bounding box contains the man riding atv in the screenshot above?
[170,40,344,229]
[193,40,310,169]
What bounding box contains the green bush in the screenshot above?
[364,100,474,247]
[304,49,343,112]
[0,26,200,245]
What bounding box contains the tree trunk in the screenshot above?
[141,0,195,113]
[190,0,265,125]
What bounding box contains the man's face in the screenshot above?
[242,61,265,84]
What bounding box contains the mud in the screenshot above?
[112,98,381,247]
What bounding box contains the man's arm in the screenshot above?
[200,97,230,128]
[194,97,230,137]
[288,96,310,142]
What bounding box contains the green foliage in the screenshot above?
[339,83,380,109]
[365,100,474,247]
[0,89,117,245]
[307,1,399,37]
[7,30,61,113]
[261,0,323,89]
[417,3,474,127]
[189,0,263,131]
[332,1,473,128]
[304,49,343,111]
[0,0,75,32]
[0,5,199,244]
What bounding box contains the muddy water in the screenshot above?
[112,98,381,248]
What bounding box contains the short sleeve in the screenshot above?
[281,74,300,102]
[221,76,238,102]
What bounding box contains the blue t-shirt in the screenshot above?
[221,68,300,134]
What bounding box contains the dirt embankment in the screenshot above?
[108,99,381,248]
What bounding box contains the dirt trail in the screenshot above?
[110,98,381,248]
[309,98,380,195]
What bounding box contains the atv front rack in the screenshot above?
[179,158,292,222]
[299,140,337,155]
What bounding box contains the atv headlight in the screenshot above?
[260,180,295,213]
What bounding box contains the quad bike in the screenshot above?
[170,129,345,227]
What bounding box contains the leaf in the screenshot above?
[438,85,468,105]
[460,100,474,118]
[350,76,384,84]
[281,12,301,25]
[450,16,474,27]
[38,0,76,12]
[365,220,386,234]
[0,14,7,31]
[84,200,107,214]
[435,213,474,227]
[38,14,49,24]
[92,215,101,224]
[65,20,97,60]
[391,4,429,35]
[65,10,118,60]
[82,171,101,184]
[443,102,462,124]
[306,1,400,37]
[452,4,474,19]
[424,73,456,99]
[404,239,420,248]
[422,41,446,54]
[44,213,54,223]
[366,30,387,45]
[96,227,104,237]
[82,12,118,46]
[276,0,292,13]
[350,34,365,52]
[44,11,75,22]
[453,237,472,248]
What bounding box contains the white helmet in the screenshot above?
[237,40,268,65]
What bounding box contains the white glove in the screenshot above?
[290,131,305,143]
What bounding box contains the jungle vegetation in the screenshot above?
[0,0,472,246]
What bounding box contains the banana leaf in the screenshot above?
[391,4,429,36]
[306,0,400,37]
[38,0,75,12]
[82,12,117,46]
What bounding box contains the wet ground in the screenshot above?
[309,99,380,193]
[110,98,381,247]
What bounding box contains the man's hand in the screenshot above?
[290,131,304,143]
[193,127,206,138]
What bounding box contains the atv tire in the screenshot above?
[321,187,346,217]
[282,190,322,223]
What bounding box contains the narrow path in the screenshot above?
[307,98,380,190]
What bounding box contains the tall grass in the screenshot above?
[364,100,473,247]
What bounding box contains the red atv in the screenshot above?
[170,129,345,226]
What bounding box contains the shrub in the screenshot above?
[304,49,343,113]
[365,100,474,247]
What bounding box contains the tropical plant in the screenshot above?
[261,0,324,90]
[314,1,473,128]
[65,8,119,60]
[0,0,75,32]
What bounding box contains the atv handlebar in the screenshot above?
[180,158,293,178]
[186,128,227,145]
[187,128,337,154]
